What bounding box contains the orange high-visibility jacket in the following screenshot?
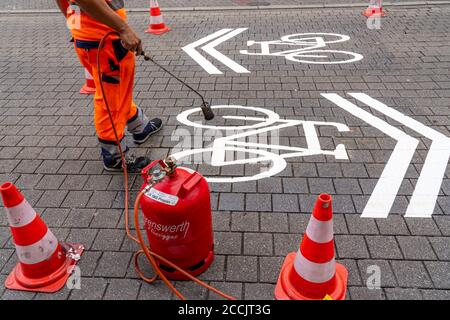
[67,0,127,41]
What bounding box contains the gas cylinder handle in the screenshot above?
[179,172,203,196]
[141,159,167,183]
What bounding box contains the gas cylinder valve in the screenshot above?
[163,157,177,175]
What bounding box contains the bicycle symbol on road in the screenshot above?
[240,33,364,65]
[170,105,350,183]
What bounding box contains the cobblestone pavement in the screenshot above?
[1,0,443,11]
[1,5,450,300]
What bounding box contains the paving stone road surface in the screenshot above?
[1,4,450,300]
[0,0,440,10]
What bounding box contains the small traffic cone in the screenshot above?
[1,182,84,293]
[79,68,96,95]
[363,0,386,17]
[145,0,171,35]
[275,194,348,300]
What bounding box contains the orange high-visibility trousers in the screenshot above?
[74,37,138,143]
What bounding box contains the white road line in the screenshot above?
[202,28,250,74]
[321,93,419,219]
[350,93,450,218]
[182,29,233,75]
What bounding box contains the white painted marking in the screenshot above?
[349,93,450,218]
[182,28,249,75]
[202,28,250,74]
[321,93,419,219]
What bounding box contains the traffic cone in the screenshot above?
[1,182,84,293]
[275,194,348,300]
[145,0,171,35]
[363,0,386,17]
[79,68,96,95]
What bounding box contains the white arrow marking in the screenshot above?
[182,28,250,75]
[202,28,250,74]
[321,93,419,219]
[350,93,450,218]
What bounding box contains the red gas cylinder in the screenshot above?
[140,158,214,280]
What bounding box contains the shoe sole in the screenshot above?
[133,125,162,145]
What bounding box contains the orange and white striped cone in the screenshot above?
[363,0,386,17]
[275,194,348,300]
[79,68,96,95]
[1,182,84,293]
[145,0,171,35]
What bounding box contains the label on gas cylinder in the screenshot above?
[145,188,179,206]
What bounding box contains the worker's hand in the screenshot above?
[119,25,143,56]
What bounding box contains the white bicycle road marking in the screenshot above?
[171,105,350,183]
[240,33,364,65]
[171,94,450,219]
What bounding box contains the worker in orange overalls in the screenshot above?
[55,0,162,172]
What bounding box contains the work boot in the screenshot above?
[104,154,151,173]
[127,107,162,145]
[101,140,151,173]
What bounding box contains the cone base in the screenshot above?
[363,9,386,17]
[5,243,84,293]
[158,249,214,281]
[79,85,96,95]
[145,25,171,35]
[274,252,348,300]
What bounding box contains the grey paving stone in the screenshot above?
[208,282,243,300]
[257,178,282,193]
[212,211,231,231]
[92,229,125,251]
[214,232,242,255]
[282,178,308,194]
[34,286,72,300]
[260,212,288,233]
[424,261,450,289]
[66,228,98,251]
[197,255,225,282]
[1,289,36,300]
[335,235,370,259]
[421,289,450,300]
[433,216,450,236]
[138,281,173,300]
[274,233,300,257]
[103,279,141,300]
[63,209,95,228]
[231,212,259,232]
[366,236,403,260]
[345,215,379,235]
[94,252,132,278]
[287,213,310,234]
[391,261,434,288]
[0,249,13,274]
[259,256,284,284]
[245,193,272,212]
[348,287,386,300]
[376,215,411,235]
[244,233,273,256]
[61,190,93,208]
[406,218,441,236]
[226,256,258,283]
[272,194,299,213]
[74,251,102,277]
[385,288,423,300]
[396,236,437,260]
[339,259,362,286]
[308,178,335,195]
[173,281,208,300]
[219,193,245,211]
[90,208,122,228]
[69,277,108,300]
[428,237,450,260]
[41,208,70,227]
[35,190,68,208]
[244,283,275,300]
